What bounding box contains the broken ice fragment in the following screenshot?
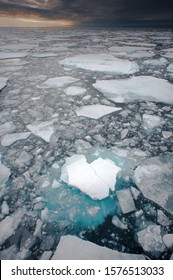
[0,165,11,186]
[116,189,136,214]
[39,76,79,88]
[1,132,31,146]
[75,105,122,119]
[0,77,8,91]
[64,86,86,96]
[27,120,55,143]
[61,154,121,200]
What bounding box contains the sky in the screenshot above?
[0,0,173,27]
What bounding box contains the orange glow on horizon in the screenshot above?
[0,16,79,27]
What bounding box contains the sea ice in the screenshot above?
[1,132,31,146]
[142,114,163,131]
[116,189,136,214]
[167,63,173,73]
[52,235,145,260]
[133,153,173,215]
[39,76,79,88]
[109,46,154,58]
[64,86,86,96]
[0,165,11,186]
[0,210,24,246]
[27,120,55,143]
[143,58,168,67]
[75,104,122,119]
[93,76,173,104]
[0,77,8,90]
[0,121,16,137]
[60,54,139,75]
[0,52,28,59]
[60,154,121,200]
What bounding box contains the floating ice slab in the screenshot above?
[0,52,28,59]
[116,189,136,214]
[60,54,139,75]
[0,77,8,90]
[167,64,173,73]
[61,154,121,200]
[0,121,16,137]
[0,165,11,186]
[31,53,59,58]
[142,114,163,131]
[0,210,24,246]
[133,153,173,215]
[75,104,122,119]
[1,132,31,146]
[109,46,154,58]
[143,58,168,67]
[39,76,79,88]
[27,120,55,143]
[64,86,86,96]
[52,235,145,260]
[93,76,173,104]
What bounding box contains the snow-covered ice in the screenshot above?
[52,235,145,260]
[61,154,121,200]
[60,54,139,75]
[64,86,86,96]
[142,114,163,131]
[27,120,56,143]
[93,76,173,104]
[1,132,31,146]
[39,76,79,88]
[75,104,122,119]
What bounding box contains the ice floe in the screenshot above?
[60,154,121,200]
[133,153,173,215]
[1,132,31,146]
[0,121,16,137]
[0,77,8,90]
[39,76,79,88]
[64,86,86,96]
[0,165,11,186]
[52,235,145,260]
[93,76,173,104]
[109,46,154,58]
[60,54,139,75]
[167,63,173,73]
[116,189,136,214]
[75,104,122,119]
[143,58,168,67]
[0,52,28,59]
[142,114,163,131]
[27,120,56,143]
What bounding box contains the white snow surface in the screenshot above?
[1,132,31,146]
[39,76,79,88]
[52,235,145,260]
[27,120,55,143]
[75,104,122,119]
[64,86,86,96]
[0,77,8,90]
[60,54,139,75]
[61,154,121,200]
[93,76,173,104]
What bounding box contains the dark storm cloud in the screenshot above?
[0,0,173,24]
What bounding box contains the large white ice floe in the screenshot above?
[27,120,56,143]
[93,76,173,104]
[60,154,121,200]
[133,153,173,215]
[38,76,79,88]
[75,104,122,119]
[51,235,145,260]
[0,77,8,91]
[59,54,139,75]
[1,132,31,146]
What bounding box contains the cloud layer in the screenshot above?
[0,0,173,25]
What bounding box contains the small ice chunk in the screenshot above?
[116,189,136,214]
[1,201,9,215]
[162,234,173,251]
[75,105,122,119]
[167,63,173,73]
[27,120,55,142]
[0,121,16,137]
[93,76,173,105]
[0,77,8,90]
[64,86,86,96]
[142,114,162,131]
[39,76,79,88]
[112,215,128,230]
[0,210,23,245]
[60,54,139,75]
[61,155,121,200]
[143,58,168,67]
[0,165,11,186]
[1,132,31,146]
